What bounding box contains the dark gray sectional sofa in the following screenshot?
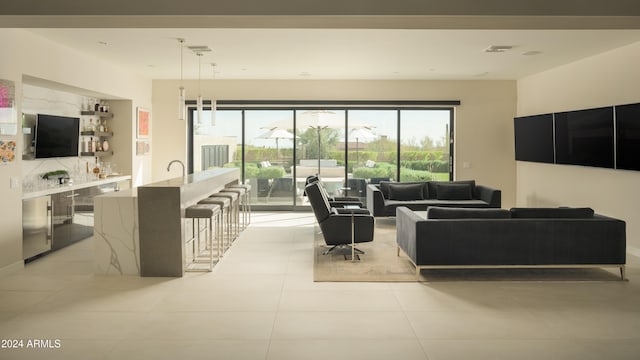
[366,180,501,217]
[396,206,627,279]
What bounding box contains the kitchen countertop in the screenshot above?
[22,175,132,200]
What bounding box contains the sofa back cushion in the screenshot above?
[388,183,424,200]
[427,180,476,199]
[380,181,428,199]
[426,207,511,219]
[436,183,473,200]
[509,207,595,219]
[378,181,391,199]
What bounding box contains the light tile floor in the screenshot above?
[1,212,640,359]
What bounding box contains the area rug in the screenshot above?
[313,218,622,282]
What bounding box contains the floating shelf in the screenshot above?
[80,151,113,157]
[80,111,114,119]
[80,131,113,138]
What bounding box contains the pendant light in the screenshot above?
[210,63,217,126]
[196,52,204,125]
[177,38,186,121]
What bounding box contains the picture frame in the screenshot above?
[136,107,150,139]
[0,79,17,136]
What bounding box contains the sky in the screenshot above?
[194,108,451,149]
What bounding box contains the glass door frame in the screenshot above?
[187,100,458,210]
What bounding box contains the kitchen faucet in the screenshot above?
[167,159,185,178]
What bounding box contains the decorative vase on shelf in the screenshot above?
[102,140,110,152]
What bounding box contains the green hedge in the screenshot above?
[353,167,393,179]
[400,159,449,172]
[399,168,434,181]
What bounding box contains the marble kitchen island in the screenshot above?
[94,168,240,277]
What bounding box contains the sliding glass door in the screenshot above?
[399,109,452,181]
[346,110,398,203]
[189,104,454,210]
[245,110,295,206]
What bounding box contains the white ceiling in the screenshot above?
[27,28,640,80]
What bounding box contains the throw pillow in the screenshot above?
[428,180,476,199]
[436,183,473,200]
[427,207,511,219]
[388,183,424,200]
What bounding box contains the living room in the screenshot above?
[1,2,640,359]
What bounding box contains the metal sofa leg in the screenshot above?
[620,265,627,281]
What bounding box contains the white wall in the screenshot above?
[517,41,640,252]
[152,78,517,204]
[0,29,152,273]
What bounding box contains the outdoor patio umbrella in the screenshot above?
[256,128,295,157]
[348,127,378,166]
[265,110,374,173]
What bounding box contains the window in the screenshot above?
[189,102,455,210]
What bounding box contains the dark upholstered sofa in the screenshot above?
[396,206,627,279]
[366,180,501,217]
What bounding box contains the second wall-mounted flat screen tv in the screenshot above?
[616,103,640,171]
[554,106,614,169]
[514,113,554,164]
[35,114,80,159]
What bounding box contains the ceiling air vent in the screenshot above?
[484,45,514,53]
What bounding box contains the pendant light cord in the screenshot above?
[198,53,202,95]
[179,38,184,87]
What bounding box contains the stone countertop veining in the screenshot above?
[22,175,132,200]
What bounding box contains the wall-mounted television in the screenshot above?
[554,106,614,169]
[616,103,640,171]
[35,114,79,159]
[514,113,554,164]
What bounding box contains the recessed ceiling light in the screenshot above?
[484,45,514,53]
[522,50,542,56]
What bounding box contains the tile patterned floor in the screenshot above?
[1,212,640,359]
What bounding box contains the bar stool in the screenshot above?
[227,184,251,228]
[184,203,220,272]
[199,196,232,254]
[221,187,247,231]
[213,191,240,240]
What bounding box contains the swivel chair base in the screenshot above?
[322,244,365,256]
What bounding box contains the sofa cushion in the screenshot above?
[388,183,424,200]
[379,181,391,199]
[380,181,428,199]
[436,183,473,200]
[428,180,476,199]
[426,207,511,219]
[509,207,595,219]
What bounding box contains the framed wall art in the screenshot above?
[0,79,17,135]
[137,107,150,139]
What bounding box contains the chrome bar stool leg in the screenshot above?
[215,191,240,241]
[200,196,232,254]
[184,204,219,272]
[223,187,248,231]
